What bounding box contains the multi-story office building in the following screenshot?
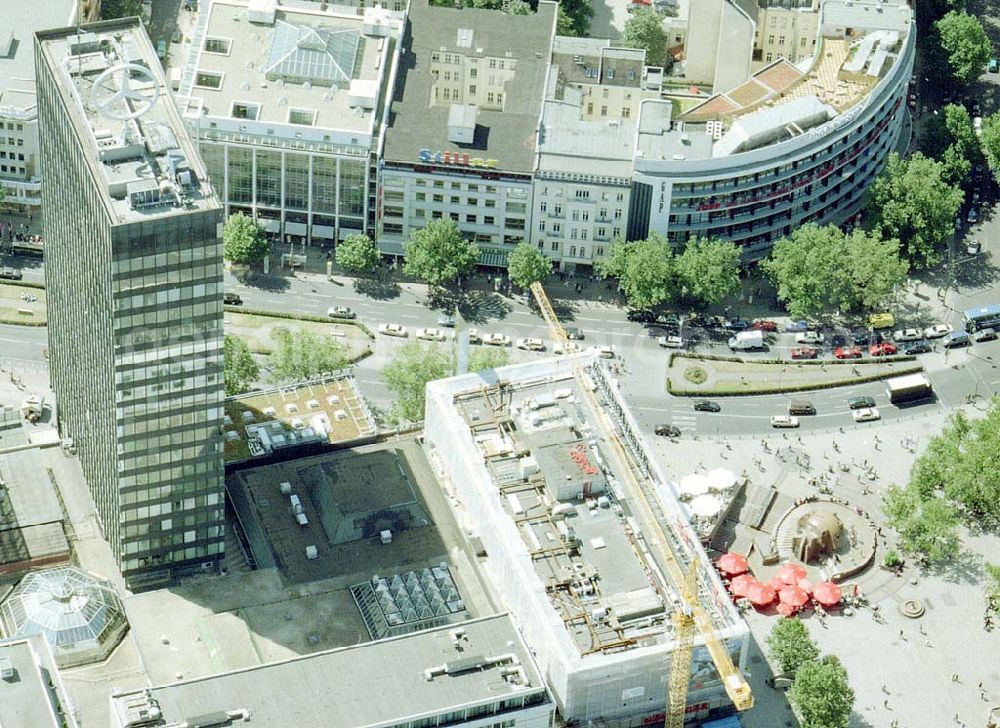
[111,614,554,728]
[36,18,226,589]
[532,101,634,273]
[178,0,404,247]
[629,0,913,258]
[0,1,78,210]
[377,0,557,267]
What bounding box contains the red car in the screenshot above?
[751,319,778,332]
[870,342,897,356]
[834,346,863,359]
[791,347,818,359]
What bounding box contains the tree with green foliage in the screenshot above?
[469,347,510,372]
[0,185,6,207]
[335,233,380,275]
[223,335,259,396]
[508,0,532,13]
[622,8,667,66]
[883,483,962,564]
[403,219,479,287]
[788,656,855,728]
[269,328,348,383]
[597,233,677,311]
[675,237,741,307]
[986,562,1000,606]
[382,342,454,422]
[100,0,143,19]
[935,11,991,84]
[507,242,552,290]
[979,112,1000,181]
[866,152,963,269]
[555,0,593,37]
[223,212,270,265]
[762,224,908,318]
[766,618,820,677]
[922,104,983,186]
[908,404,1000,522]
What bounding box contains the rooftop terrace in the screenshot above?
[222,373,375,463]
[36,20,220,223]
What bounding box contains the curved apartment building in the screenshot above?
[626,0,914,258]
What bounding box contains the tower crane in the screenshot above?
[529,282,753,727]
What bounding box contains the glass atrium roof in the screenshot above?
[264,21,360,87]
[0,566,126,654]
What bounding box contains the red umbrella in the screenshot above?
[729,574,757,597]
[718,552,749,576]
[813,581,843,606]
[747,582,777,607]
[779,585,810,609]
[797,579,814,595]
[776,602,797,617]
[767,576,787,592]
[778,562,808,585]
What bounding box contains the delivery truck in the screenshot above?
[885,373,933,405]
[728,330,763,351]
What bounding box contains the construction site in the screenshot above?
[424,353,751,726]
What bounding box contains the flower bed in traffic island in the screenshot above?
[666,352,922,396]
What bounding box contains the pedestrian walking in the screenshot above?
[884,699,891,710]
[952,673,960,683]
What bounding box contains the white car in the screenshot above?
[553,341,582,355]
[923,323,953,339]
[770,415,800,428]
[657,335,685,349]
[515,337,546,351]
[893,328,922,342]
[466,328,482,344]
[590,345,615,359]
[852,407,881,423]
[795,331,825,344]
[415,327,447,342]
[377,323,407,337]
[482,332,511,346]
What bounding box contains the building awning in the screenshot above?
[478,248,509,267]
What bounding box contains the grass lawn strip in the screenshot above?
[0,283,46,325]
[667,353,923,396]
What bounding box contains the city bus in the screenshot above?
[963,303,1000,332]
[886,373,933,405]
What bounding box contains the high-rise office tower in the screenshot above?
[35,19,226,589]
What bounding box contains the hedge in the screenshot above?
[225,305,375,339]
[667,351,917,367]
[667,364,924,397]
[0,316,46,327]
[0,279,45,291]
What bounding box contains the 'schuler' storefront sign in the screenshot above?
[419,148,499,168]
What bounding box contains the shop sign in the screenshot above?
[418,148,499,168]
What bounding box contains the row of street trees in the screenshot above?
[766,618,855,728]
[223,329,350,396]
[382,342,510,422]
[596,234,741,311]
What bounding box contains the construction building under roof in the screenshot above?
[424,356,750,725]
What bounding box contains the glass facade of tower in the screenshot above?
[35,19,226,589]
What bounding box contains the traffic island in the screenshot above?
[666,352,923,396]
[224,308,373,361]
[0,282,46,325]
